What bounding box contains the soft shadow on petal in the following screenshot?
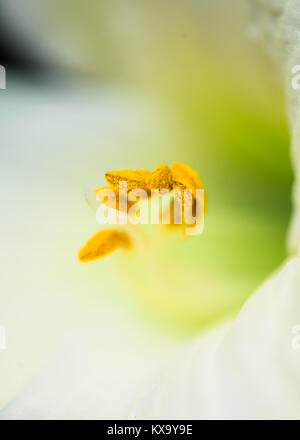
[127,258,300,420]
[213,257,300,419]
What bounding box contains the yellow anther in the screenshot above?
[105,169,151,191]
[147,165,173,190]
[171,162,207,214]
[79,162,207,263]
[78,229,131,262]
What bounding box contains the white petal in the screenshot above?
[213,257,300,419]
[130,257,300,419]
[248,0,300,253]
[0,310,177,420]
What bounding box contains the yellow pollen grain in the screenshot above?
[147,165,173,190]
[105,169,151,191]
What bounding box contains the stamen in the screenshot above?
[78,229,131,262]
[147,165,173,190]
[105,169,150,191]
[79,163,207,262]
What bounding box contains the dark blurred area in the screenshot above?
[0,7,46,75]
